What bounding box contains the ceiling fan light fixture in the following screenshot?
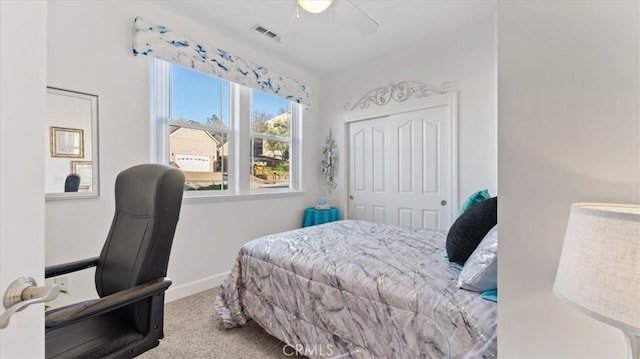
[297,0,333,14]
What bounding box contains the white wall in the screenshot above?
[498,2,639,357]
[321,18,497,213]
[45,0,322,307]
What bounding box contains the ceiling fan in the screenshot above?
[283,0,379,41]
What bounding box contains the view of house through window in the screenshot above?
[250,90,292,190]
[170,65,230,191]
[155,59,301,195]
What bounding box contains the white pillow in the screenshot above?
[457,225,497,292]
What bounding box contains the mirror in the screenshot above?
[45,87,99,199]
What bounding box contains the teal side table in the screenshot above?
[302,207,342,227]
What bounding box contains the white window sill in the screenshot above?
[181,190,305,204]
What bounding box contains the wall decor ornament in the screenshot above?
[321,130,338,194]
[133,17,311,106]
[344,81,455,111]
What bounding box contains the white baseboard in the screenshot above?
[165,271,230,303]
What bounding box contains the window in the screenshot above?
[151,59,302,198]
[170,65,231,191]
[250,90,292,190]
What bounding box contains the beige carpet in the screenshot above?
[138,288,294,359]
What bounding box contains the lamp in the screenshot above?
[297,0,333,14]
[553,203,640,359]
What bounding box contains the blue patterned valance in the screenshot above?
[133,17,311,106]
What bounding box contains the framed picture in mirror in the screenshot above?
[70,161,92,190]
[50,126,84,158]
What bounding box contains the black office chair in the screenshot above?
[44,164,185,358]
[64,173,81,192]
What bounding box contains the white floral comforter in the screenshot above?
[215,220,496,358]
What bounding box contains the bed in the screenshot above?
[215,220,497,358]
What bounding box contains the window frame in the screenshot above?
[150,58,303,201]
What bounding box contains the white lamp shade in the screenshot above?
[553,203,640,335]
[297,0,333,14]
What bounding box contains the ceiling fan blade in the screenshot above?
[333,0,379,36]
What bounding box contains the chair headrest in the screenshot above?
[64,173,81,192]
[114,164,185,216]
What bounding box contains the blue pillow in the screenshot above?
[481,289,497,302]
[458,190,490,217]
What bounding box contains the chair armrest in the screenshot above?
[45,257,100,278]
[45,277,172,329]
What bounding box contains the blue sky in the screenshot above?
[171,65,288,127]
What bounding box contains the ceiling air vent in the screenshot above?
[252,24,281,42]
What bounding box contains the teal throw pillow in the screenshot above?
[481,289,497,302]
[458,189,490,217]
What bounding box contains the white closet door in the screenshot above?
[348,104,453,229]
